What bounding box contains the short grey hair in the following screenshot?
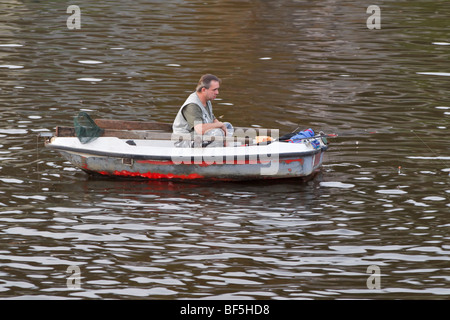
[196,74,221,92]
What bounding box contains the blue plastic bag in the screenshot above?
[287,128,315,143]
[287,128,321,149]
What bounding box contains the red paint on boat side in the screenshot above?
[234,159,261,165]
[282,158,304,165]
[81,157,88,170]
[97,170,204,180]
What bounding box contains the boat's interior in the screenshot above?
[55,119,278,146]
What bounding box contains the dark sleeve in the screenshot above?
[182,103,204,131]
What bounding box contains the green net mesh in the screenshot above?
[74,112,104,144]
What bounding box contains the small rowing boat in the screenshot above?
[44,117,329,181]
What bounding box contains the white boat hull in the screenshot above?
[46,137,328,181]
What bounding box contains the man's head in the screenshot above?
[196,74,221,101]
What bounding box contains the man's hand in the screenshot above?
[213,119,228,135]
[194,121,227,135]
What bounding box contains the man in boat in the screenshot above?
[172,74,233,147]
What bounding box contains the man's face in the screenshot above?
[204,80,220,101]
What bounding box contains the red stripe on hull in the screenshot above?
[282,158,304,165]
[97,170,204,180]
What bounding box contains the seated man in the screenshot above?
[172,74,233,147]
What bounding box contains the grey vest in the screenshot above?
[172,92,215,134]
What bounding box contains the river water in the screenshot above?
[0,0,449,300]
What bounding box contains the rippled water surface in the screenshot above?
[1,0,449,299]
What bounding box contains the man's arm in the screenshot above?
[194,121,227,135]
[183,104,227,135]
[182,104,203,131]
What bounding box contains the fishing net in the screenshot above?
[74,112,104,144]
